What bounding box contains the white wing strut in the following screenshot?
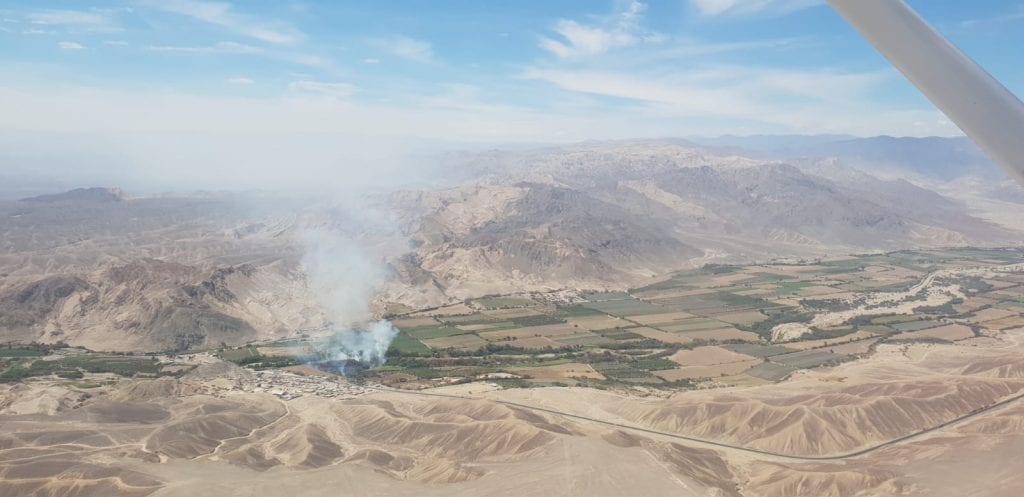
[828,0,1024,186]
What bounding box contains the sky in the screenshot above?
[1,0,1023,191]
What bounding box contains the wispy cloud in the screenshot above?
[145,41,334,72]
[29,9,108,26]
[0,80,957,196]
[288,80,357,99]
[57,41,85,50]
[522,64,914,134]
[146,41,262,54]
[275,52,333,69]
[540,1,663,58]
[525,0,904,134]
[27,8,120,32]
[151,0,304,45]
[958,4,1024,30]
[689,0,822,17]
[225,77,254,85]
[370,36,434,63]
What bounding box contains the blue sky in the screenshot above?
[1,1,1023,189]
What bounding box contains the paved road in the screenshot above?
[370,385,1024,462]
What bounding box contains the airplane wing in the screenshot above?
[829,0,1024,186]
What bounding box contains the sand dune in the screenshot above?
[4,338,1024,496]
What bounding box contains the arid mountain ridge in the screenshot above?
[1,137,1022,352]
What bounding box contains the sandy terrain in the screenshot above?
[771,322,814,342]
[481,308,549,319]
[391,317,442,328]
[422,334,488,351]
[668,346,758,367]
[258,345,313,357]
[565,315,631,330]
[824,337,882,355]
[510,363,605,381]
[680,328,760,342]
[784,330,878,351]
[455,323,501,331]
[892,323,976,342]
[5,331,1024,497]
[504,336,564,349]
[627,327,694,344]
[411,303,475,317]
[654,360,762,381]
[979,315,1024,331]
[713,311,768,326]
[479,324,581,341]
[808,267,986,328]
[627,311,697,325]
[967,307,1018,323]
[632,288,716,300]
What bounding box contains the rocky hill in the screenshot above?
[1,139,1022,351]
[390,141,1017,300]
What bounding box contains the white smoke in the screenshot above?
[301,228,398,368]
[319,320,397,366]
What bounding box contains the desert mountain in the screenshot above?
[1,140,1022,351]
[392,141,1017,299]
[692,134,1006,181]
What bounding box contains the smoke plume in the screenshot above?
[301,228,397,369]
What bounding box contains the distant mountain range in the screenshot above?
[1,137,1022,351]
[390,140,1016,301]
[689,135,1001,181]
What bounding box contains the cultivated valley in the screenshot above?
[3,138,1024,496]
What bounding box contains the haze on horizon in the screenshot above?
[5,3,1024,497]
[2,0,1024,192]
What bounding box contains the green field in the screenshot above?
[770,350,849,369]
[630,358,677,371]
[745,362,797,381]
[648,292,779,315]
[510,315,566,327]
[890,320,942,332]
[2,247,998,391]
[777,281,816,294]
[354,248,1024,388]
[722,343,795,358]
[0,348,48,357]
[596,329,645,340]
[550,304,604,317]
[0,354,162,382]
[438,313,503,325]
[591,362,658,380]
[388,332,432,355]
[403,325,469,340]
[582,298,665,316]
[656,319,730,332]
[471,296,538,309]
[871,314,921,325]
[557,335,615,347]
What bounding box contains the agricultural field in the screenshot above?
[0,347,48,357]
[509,362,605,381]
[0,346,191,383]
[891,323,976,342]
[745,361,799,381]
[211,248,1024,390]
[421,334,489,351]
